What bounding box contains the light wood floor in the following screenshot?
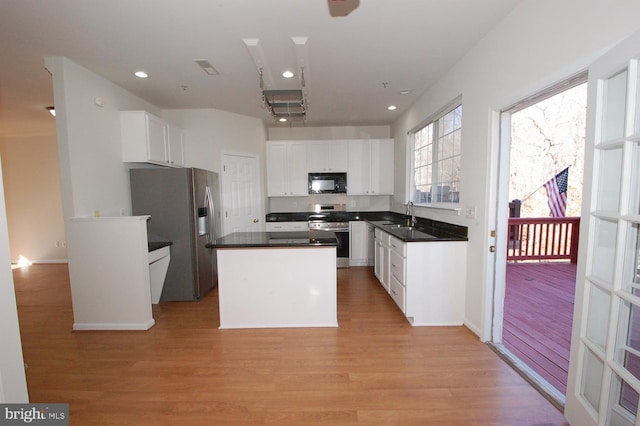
[14,264,569,425]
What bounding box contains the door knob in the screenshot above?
[253,218,259,223]
[489,246,496,253]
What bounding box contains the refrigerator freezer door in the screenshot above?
[130,167,219,302]
[192,169,217,299]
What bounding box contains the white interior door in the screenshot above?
[221,153,262,234]
[565,29,640,425]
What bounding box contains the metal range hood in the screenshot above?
[262,89,306,122]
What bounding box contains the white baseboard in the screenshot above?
[73,320,155,331]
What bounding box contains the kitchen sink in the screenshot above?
[379,223,436,240]
[384,223,415,229]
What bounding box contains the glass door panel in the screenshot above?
[601,68,628,142]
[623,223,640,296]
[582,347,605,412]
[609,374,637,425]
[586,283,611,350]
[631,144,640,215]
[591,218,618,284]
[596,147,623,212]
[635,69,640,136]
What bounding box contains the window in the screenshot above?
[410,102,462,205]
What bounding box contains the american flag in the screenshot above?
[544,167,569,217]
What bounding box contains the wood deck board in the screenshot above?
[503,261,576,395]
[13,264,568,425]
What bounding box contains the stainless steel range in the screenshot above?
[307,204,350,268]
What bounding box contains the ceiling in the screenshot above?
[0,0,522,137]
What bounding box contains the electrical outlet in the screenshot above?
[465,206,477,219]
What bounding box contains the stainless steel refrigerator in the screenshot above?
[130,167,221,301]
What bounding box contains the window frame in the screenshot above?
[408,97,463,209]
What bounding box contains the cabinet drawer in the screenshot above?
[266,222,308,232]
[375,229,391,247]
[389,249,406,285]
[389,274,406,313]
[389,236,405,256]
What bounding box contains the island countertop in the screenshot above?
[208,231,338,249]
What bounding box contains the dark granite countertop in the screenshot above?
[367,221,466,242]
[148,241,172,252]
[265,210,468,242]
[208,231,338,249]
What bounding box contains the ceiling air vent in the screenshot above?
[194,60,219,75]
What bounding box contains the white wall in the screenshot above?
[391,0,640,339]
[162,108,267,174]
[0,134,66,263]
[47,56,162,219]
[0,155,29,402]
[267,125,390,141]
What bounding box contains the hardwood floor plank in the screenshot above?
[14,264,568,425]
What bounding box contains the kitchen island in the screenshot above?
[207,232,337,329]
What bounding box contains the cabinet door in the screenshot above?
[288,142,308,195]
[307,141,329,172]
[347,140,370,194]
[370,139,394,195]
[146,113,167,164]
[308,141,348,172]
[349,221,368,265]
[328,141,348,171]
[374,229,382,280]
[267,143,288,196]
[165,124,184,167]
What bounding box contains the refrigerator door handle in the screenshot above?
[205,186,216,243]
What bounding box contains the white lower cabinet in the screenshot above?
[389,274,406,313]
[349,221,370,266]
[373,227,467,326]
[374,228,390,292]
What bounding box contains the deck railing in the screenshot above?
[507,217,580,263]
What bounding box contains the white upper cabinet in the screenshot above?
[266,141,308,196]
[121,111,184,167]
[307,140,348,172]
[347,139,394,195]
[165,123,185,167]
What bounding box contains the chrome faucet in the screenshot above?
[406,201,416,227]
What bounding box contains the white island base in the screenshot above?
[217,246,337,329]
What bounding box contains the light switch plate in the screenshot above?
[465,206,477,219]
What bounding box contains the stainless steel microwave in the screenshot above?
[308,172,347,194]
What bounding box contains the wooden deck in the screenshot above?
[503,261,577,395]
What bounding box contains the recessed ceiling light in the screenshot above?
[134,71,148,79]
[282,70,294,79]
[279,117,288,122]
[399,89,410,95]
[387,105,397,111]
